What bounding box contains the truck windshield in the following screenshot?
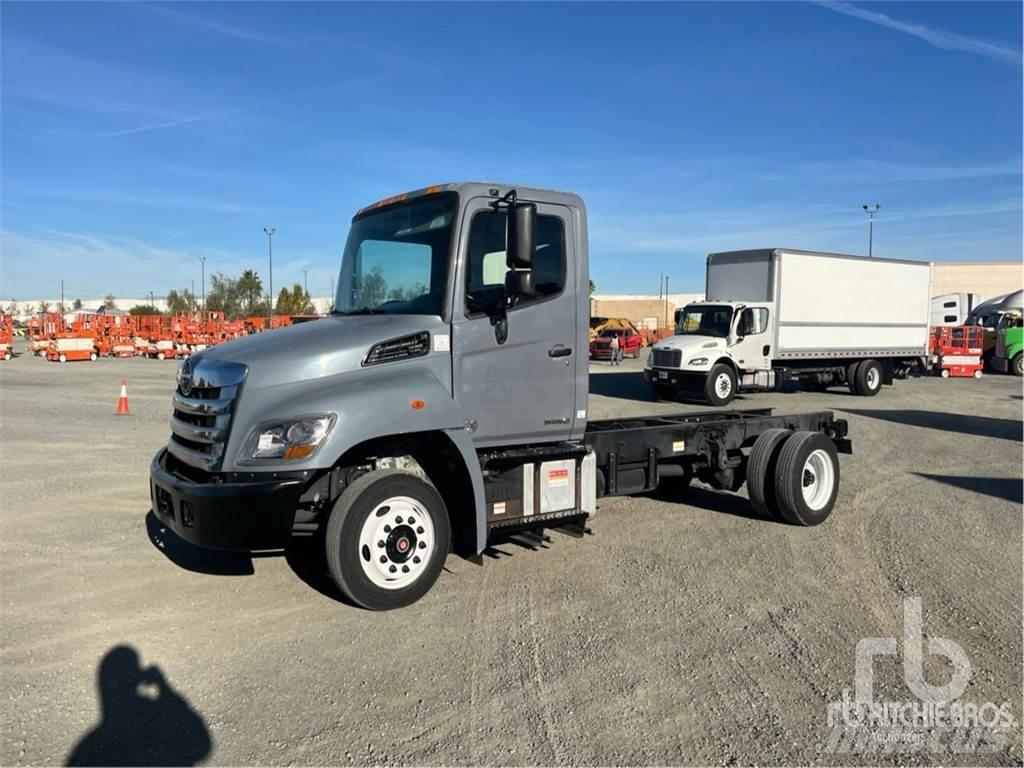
[675,305,733,338]
[334,193,457,316]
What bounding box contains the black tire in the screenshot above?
[854,359,883,396]
[846,361,862,394]
[1013,353,1023,377]
[746,428,792,520]
[325,469,450,610]
[774,431,840,526]
[704,363,736,406]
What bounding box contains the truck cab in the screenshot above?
[150,184,851,610]
[647,301,774,405]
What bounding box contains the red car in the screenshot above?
[590,328,642,360]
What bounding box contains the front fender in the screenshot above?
[223,359,464,473]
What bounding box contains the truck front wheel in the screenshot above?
[704,364,736,407]
[1013,353,1023,377]
[325,468,450,610]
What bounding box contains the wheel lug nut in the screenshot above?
[408,516,415,524]
[395,516,403,524]
[379,556,387,563]
[416,526,424,534]
[401,565,409,573]
[383,524,391,533]
[377,540,385,548]
[413,556,421,564]
[418,541,426,549]
[389,565,397,573]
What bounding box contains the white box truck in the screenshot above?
[645,248,932,405]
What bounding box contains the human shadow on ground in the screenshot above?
[913,473,1023,504]
[66,645,212,766]
[844,409,1022,442]
[145,510,255,575]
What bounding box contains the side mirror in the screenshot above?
[507,202,536,269]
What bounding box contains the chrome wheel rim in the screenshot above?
[866,366,880,390]
[801,449,835,511]
[358,495,434,590]
[715,372,732,399]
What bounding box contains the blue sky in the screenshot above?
[1,1,1021,301]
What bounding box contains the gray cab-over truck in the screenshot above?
[150,183,852,610]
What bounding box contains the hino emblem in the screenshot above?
[178,360,193,396]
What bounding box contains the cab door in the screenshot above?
[730,305,773,371]
[451,197,577,447]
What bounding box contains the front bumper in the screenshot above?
[149,448,305,550]
[644,367,707,390]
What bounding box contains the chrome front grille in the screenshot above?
[167,359,246,471]
[651,348,682,368]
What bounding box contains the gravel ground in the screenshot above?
[1,340,1021,766]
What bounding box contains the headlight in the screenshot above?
[242,414,335,461]
[688,357,709,366]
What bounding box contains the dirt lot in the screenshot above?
[1,342,1021,766]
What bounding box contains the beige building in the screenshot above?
[590,293,704,329]
[930,262,1023,299]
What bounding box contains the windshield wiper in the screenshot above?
[333,307,385,316]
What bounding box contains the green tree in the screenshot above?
[166,289,195,316]
[72,298,83,310]
[589,279,596,296]
[206,273,242,319]
[103,294,116,309]
[274,284,315,315]
[237,270,264,316]
[129,304,162,316]
[38,300,50,313]
[6,300,18,316]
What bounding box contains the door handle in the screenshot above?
[548,345,572,358]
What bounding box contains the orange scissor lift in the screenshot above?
[0,313,13,360]
[929,325,985,378]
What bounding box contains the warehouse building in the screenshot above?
[590,293,704,330]
[930,262,1023,299]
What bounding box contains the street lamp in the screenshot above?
[862,203,881,258]
[198,255,206,314]
[263,227,276,323]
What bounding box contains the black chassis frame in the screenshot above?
[583,407,850,496]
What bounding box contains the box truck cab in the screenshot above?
[646,249,932,406]
[150,184,852,610]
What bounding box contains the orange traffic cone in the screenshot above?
[116,378,130,415]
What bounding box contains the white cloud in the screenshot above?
[814,2,1023,67]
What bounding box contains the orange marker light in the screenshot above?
[410,399,425,410]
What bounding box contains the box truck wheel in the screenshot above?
[704,364,736,406]
[773,431,839,526]
[1013,353,1023,377]
[58,353,67,363]
[746,428,791,520]
[325,468,450,611]
[854,359,883,396]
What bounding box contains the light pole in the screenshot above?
[302,268,308,296]
[198,255,206,314]
[263,227,276,323]
[862,203,881,257]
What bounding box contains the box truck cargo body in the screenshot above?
[646,248,932,405]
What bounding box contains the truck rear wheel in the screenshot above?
[1013,353,1023,377]
[746,428,791,520]
[773,431,839,526]
[325,468,450,610]
[854,359,883,396]
[704,364,736,407]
